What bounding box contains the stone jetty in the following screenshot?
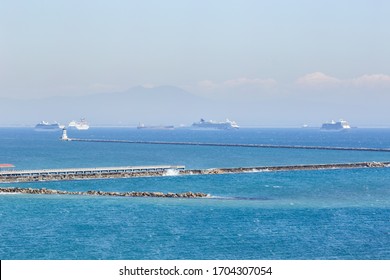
[66,138,390,153]
[183,161,389,175]
[1,162,388,183]
[0,187,209,198]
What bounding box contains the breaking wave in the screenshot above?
[163,169,180,176]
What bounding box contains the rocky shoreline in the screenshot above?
[0,187,209,198]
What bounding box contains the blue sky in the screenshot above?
[1,0,390,125]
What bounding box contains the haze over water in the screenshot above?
[1,1,390,127]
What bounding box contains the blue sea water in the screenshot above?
[0,127,389,259]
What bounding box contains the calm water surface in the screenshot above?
[0,128,389,259]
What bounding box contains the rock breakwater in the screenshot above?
[68,138,390,152]
[1,161,388,183]
[182,161,389,175]
[0,187,209,198]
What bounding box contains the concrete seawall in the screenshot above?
[0,170,167,183]
[1,161,389,183]
[0,187,209,198]
[0,165,184,183]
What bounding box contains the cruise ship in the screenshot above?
[68,118,89,130]
[321,120,351,131]
[34,121,63,131]
[191,118,239,130]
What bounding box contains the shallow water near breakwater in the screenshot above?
[0,127,389,259]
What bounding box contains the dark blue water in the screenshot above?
[0,128,389,259]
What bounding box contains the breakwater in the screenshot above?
[1,161,388,183]
[0,165,184,183]
[186,161,390,175]
[66,138,390,152]
[0,187,209,198]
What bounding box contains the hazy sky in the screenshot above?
[1,0,390,126]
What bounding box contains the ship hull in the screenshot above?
[191,119,239,130]
[34,122,62,131]
[321,120,351,131]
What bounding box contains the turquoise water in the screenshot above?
[0,128,389,259]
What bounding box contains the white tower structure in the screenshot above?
[61,128,70,141]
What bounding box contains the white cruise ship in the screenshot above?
[34,121,63,131]
[191,118,239,130]
[321,120,351,131]
[68,118,89,130]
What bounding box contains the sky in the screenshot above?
[1,0,390,126]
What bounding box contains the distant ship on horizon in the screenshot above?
[68,118,89,130]
[35,121,63,131]
[191,118,239,130]
[137,123,174,130]
[321,120,351,131]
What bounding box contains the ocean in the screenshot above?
[0,127,389,259]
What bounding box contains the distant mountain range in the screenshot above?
[0,86,221,126]
[1,85,388,127]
